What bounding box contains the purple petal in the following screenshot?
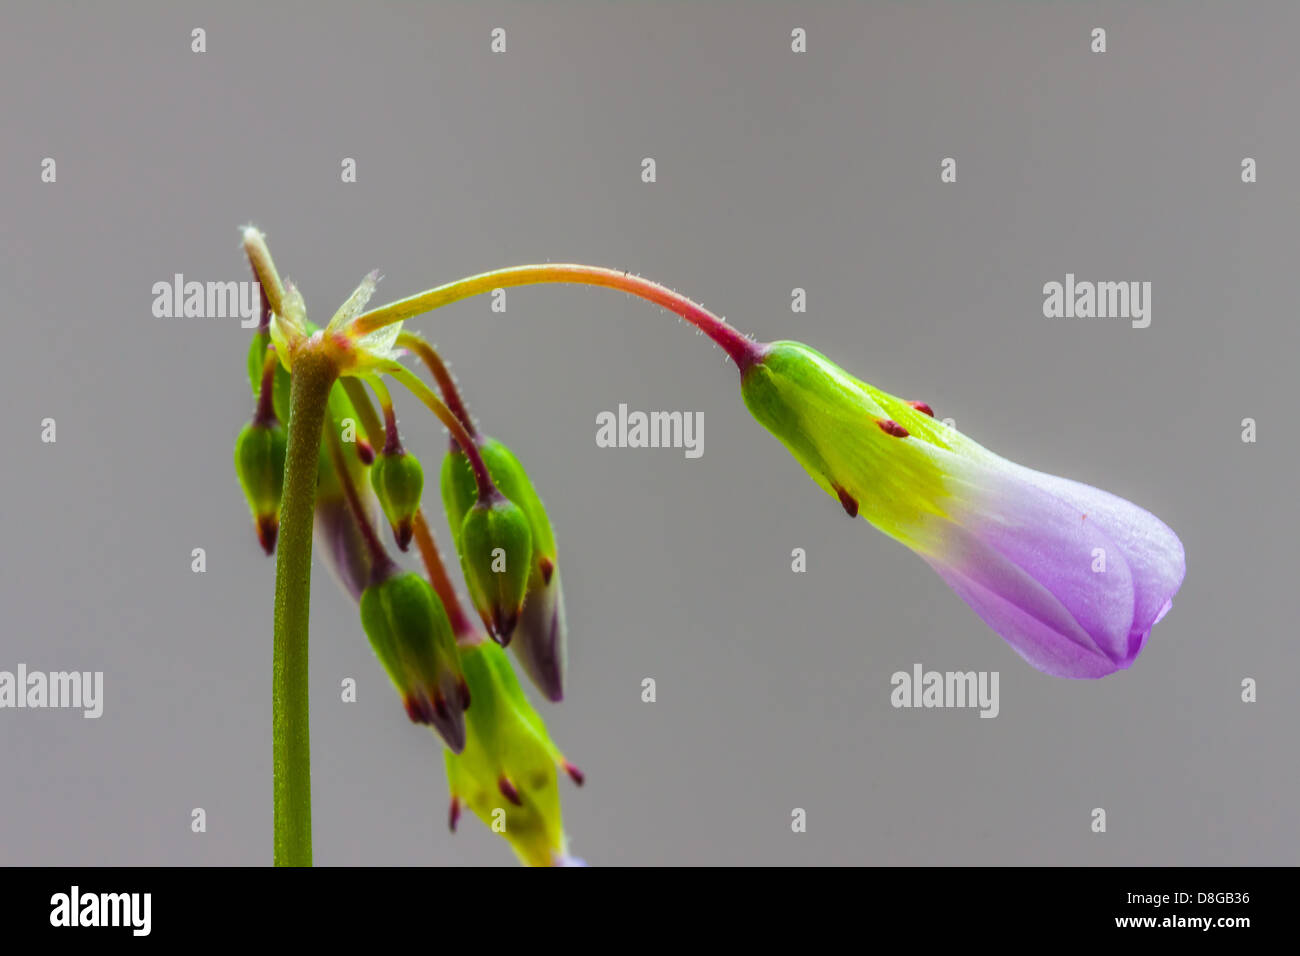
[1002,466,1185,659]
[923,458,1184,678]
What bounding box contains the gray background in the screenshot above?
[1,1,1295,866]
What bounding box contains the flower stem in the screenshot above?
[253,347,279,427]
[353,264,764,373]
[397,333,477,437]
[381,362,498,502]
[272,346,338,867]
[411,509,475,638]
[361,373,403,455]
[339,377,384,452]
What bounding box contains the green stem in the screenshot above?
[351,264,764,373]
[272,346,338,867]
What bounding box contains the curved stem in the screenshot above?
[380,363,497,502]
[353,265,763,373]
[397,333,476,437]
[362,374,403,455]
[411,509,474,637]
[253,347,279,426]
[272,347,338,867]
[339,377,384,456]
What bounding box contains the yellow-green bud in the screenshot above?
[444,638,583,866]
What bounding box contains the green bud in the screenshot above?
[440,437,556,558]
[444,639,583,866]
[441,437,568,698]
[360,569,468,752]
[370,451,424,551]
[459,494,533,643]
[233,420,287,555]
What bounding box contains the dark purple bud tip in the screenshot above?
[458,678,471,711]
[433,692,450,722]
[404,694,433,724]
[491,607,519,646]
[907,401,934,417]
[538,555,555,586]
[876,418,909,438]
[256,514,279,555]
[498,776,523,806]
[356,438,375,465]
[449,796,461,833]
[563,762,585,787]
[833,483,859,518]
[394,518,414,552]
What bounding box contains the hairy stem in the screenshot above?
[381,363,497,501]
[353,264,763,373]
[411,509,474,637]
[272,347,337,867]
[362,373,403,455]
[396,333,476,437]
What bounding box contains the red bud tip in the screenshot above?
[458,678,471,711]
[833,483,859,519]
[356,439,375,465]
[404,695,432,724]
[907,401,934,417]
[876,418,909,438]
[538,555,555,585]
[491,607,519,646]
[394,518,414,552]
[256,514,279,555]
[449,796,461,833]
[563,762,585,787]
[498,776,523,806]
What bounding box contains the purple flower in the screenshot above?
[742,341,1186,678]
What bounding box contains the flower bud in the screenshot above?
[741,340,1185,679]
[233,420,287,554]
[313,386,381,602]
[369,450,424,551]
[458,494,533,643]
[360,568,469,752]
[444,638,581,866]
[442,438,568,698]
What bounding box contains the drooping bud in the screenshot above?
[457,493,533,643]
[443,637,581,866]
[740,339,1186,680]
[370,450,424,551]
[233,420,287,554]
[359,567,468,752]
[313,383,381,602]
[441,437,569,699]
